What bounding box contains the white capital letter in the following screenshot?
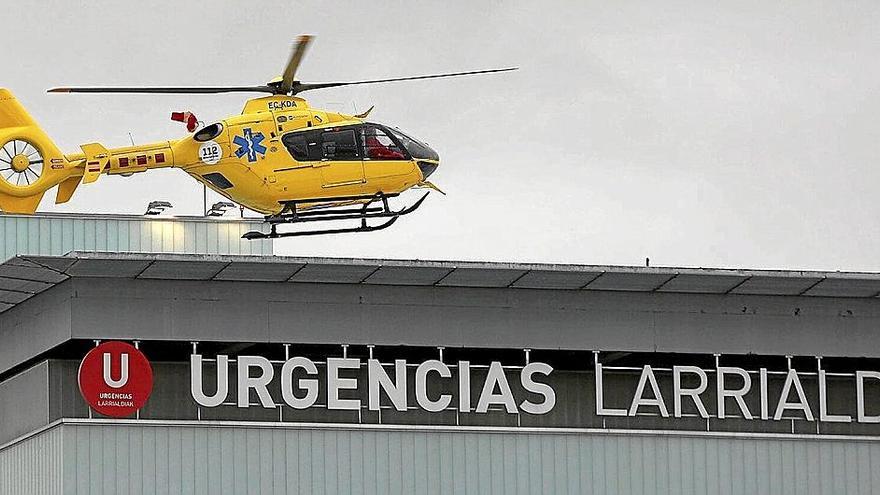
[629,365,669,417]
[368,359,408,412]
[595,362,627,416]
[237,356,275,408]
[415,360,452,412]
[856,371,880,423]
[458,361,471,413]
[773,369,813,421]
[327,358,361,411]
[819,369,851,423]
[717,367,753,420]
[520,362,556,415]
[759,368,770,420]
[476,362,518,413]
[191,354,228,408]
[280,357,318,409]
[103,353,129,388]
[673,366,709,418]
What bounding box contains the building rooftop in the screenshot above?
[0,212,273,261]
[2,251,879,314]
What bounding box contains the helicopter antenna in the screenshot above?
[354,106,375,119]
[48,36,517,97]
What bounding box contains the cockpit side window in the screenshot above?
[282,130,323,162]
[320,128,359,160]
[282,133,309,161]
[362,125,408,160]
[284,126,369,162]
[385,125,439,161]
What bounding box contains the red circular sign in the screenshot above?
[78,341,153,417]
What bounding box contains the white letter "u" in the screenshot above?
[103,353,129,388]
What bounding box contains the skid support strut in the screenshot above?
[242,192,429,239]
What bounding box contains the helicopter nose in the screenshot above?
[417,159,439,180]
[381,124,439,179]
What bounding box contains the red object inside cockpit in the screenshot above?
[365,135,405,160]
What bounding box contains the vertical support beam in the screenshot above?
[712,353,720,432]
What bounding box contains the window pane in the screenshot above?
[362,125,407,160]
[306,131,323,161]
[282,133,309,161]
[321,129,359,160]
[386,126,439,161]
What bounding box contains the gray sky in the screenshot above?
[2,0,879,270]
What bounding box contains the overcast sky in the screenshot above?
[2,1,879,270]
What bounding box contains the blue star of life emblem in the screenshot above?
[233,128,267,163]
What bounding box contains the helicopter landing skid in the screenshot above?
[241,192,429,239]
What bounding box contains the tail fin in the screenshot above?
[0,89,72,214]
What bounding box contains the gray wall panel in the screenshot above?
[60,277,880,358]
[13,422,874,495]
[0,285,71,376]
[0,424,63,495]
[0,362,49,445]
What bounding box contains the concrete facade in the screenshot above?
[3,421,880,495]
[2,250,880,493]
[2,256,880,378]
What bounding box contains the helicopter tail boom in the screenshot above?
[0,89,183,214]
[0,89,72,213]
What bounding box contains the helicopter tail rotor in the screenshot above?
[0,89,73,213]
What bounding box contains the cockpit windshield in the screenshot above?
[362,125,407,160]
[383,125,440,161]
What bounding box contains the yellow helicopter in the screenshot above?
[0,35,515,238]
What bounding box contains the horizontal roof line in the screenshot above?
[1,252,879,316]
[0,211,265,224]
[57,251,880,279]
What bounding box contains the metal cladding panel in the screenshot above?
[290,262,380,284]
[0,425,63,495]
[511,269,601,289]
[436,268,527,288]
[0,258,72,318]
[65,258,153,278]
[21,256,77,272]
[13,422,876,495]
[586,272,673,291]
[656,274,749,294]
[0,258,67,284]
[0,290,28,304]
[805,277,880,298]
[731,276,823,296]
[0,284,73,376]
[0,275,53,293]
[0,362,49,445]
[213,261,305,282]
[138,260,229,280]
[0,213,273,262]
[364,266,452,286]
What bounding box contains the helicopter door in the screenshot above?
[316,127,365,190]
[361,124,413,180]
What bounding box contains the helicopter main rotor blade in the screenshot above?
[48,86,275,94]
[280,35,314,95]
[290,67,519,95]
